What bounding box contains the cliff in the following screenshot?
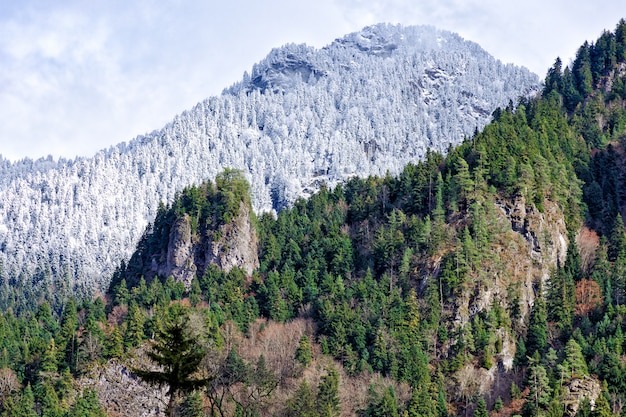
[152,201,259,289]
[117,172,259,290]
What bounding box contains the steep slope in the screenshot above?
[2,19,626,417]
[121,169,260,290]
[0,23,539,307]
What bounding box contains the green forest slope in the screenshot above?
[2,19,626,417]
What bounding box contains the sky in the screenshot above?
[0,0,622,162]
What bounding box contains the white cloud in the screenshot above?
[0,0,623,161]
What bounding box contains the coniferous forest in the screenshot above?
[2,19,626,417]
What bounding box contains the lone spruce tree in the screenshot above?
[133,307,210,417]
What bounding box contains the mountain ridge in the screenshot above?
[0,23,539,308]
[1,18,626,417]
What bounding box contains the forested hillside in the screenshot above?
[0,23,539,312]
[2,19,626,417]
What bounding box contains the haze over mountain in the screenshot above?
[0,23,538,305]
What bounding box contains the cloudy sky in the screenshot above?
[0,0,621,162]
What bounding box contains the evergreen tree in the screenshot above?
[295,335,312,367]
[180,391,204,417]
[592,239,612,305]
[66,388,106,417]
[317,366,340,417]
[576,397,591,417]
[133,308,210,417]
[474,398,488,417]
[5,384,37,417]
[563,338,589,379]
[114,279,130,305]
[124,301,145,348]
[366,386,399,417]
[406,379,439,417]
[546,267,575,331]
[58,299,78,370]
[526,292,548,357]
[105,327,124,358]
[40,338,59,374]
[608,214,626,262]
[188,278,202,307]
[526,363,552,415]
[36,382,62,417]
[284,380,317,417]
[591,393,612,417]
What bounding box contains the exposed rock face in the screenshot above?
[79,360,168,417]
[496,195,568,320]
[452,196,568,328]
[158,214,197,288]
[151,202,259,288]
[562,376,602,417]
[450,195,569,390]
[205,202,260,275]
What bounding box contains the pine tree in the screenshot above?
[591,393,612,417]
[295,335,312,367]
[106,327,124,358]
[40,338,58,374]
[189,278,202,307]
[577,397,592,417]
[6,384,38,417]
[66,388,106,417]
[133,308,210,417]
[561,338,589,379]
[180,391,204,417]
[526,363,552,412]
[58,299,78,371]
[124,301,145,348]
[317,366,340,417]
[608,214,626,262]
[453,158,474,209]
[547,267,575,331]
[114,279,130,305]
[367,386,399,417]
[474,398,488,417]
[406,384,437,417]
[526,292,548,357]
[284,380,317,417]
[37,382,62,417]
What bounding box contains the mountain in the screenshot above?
[0,23,538,308]
[1,18,626,417]
[97,19,626,416]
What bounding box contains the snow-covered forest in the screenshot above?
[0,23,539,307]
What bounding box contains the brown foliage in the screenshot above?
[204,317,411,416]
[0,368,20,402]
[238,318,314,383]
[575,279,603,316]
[577,227,600,274]
[107,304,128,327]
[0,368,19,406]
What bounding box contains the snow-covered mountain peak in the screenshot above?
[336,23,404,56]
[0,23,540,305]
[245,44,325,93]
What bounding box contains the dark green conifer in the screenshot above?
[317,366,340,417]
[133,308,210,417]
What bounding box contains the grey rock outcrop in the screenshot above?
[205,202,259,275]
[449,195,569,390]
[79,360,168,417]
[150,201,259,288]
[158,214,197,288]
[496,195,568,320]
[562,376,602,417]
